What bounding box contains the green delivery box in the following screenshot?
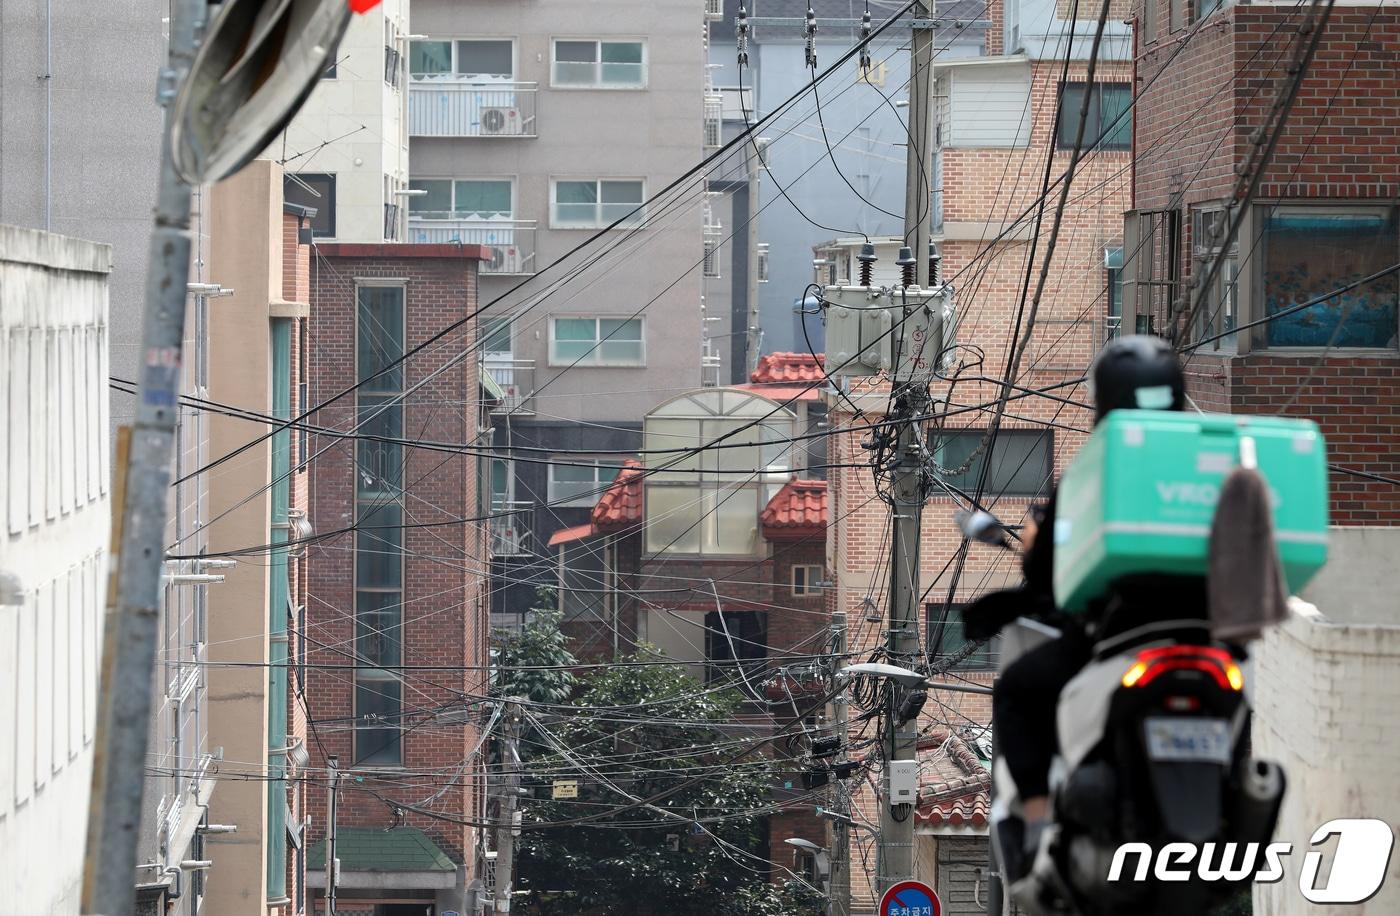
[1053,410,1329,612]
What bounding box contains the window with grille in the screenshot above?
[932,428,1054,498]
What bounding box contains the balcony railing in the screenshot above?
[490,500,534,557]
[407,217,537,276]
[409,79,538,138]
[483,357,535,415]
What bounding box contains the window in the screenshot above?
[409,179,513,219]
[1169,0,1185,31]
[549,317,645,367]
[1106,246,1124,342]
[481,317,513,358]
[410,39,514,80]
[1057,83,1131,151]
[643,389,795,556]
[932,429,1054,498]
[552,39,646,88]
[354,283,406,767]
[384,43,402,88]
[1191,209,1238,351]
[283,173,336,238]
[559,540,607,621]
[1261,206,1399,349]
[548,460,621,507]
[1141,0,1157,44]
[926,603,998,670]
[791,565,822,596]
[704,610,766,689]
[552,179,645,229]
[1194,0,1231,23]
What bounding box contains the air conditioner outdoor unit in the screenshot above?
[486,245,521,273]
[480,107,518,134]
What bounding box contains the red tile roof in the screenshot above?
[591,459,644,532]
[914,733,992,831]
[547,523,597,547]
[760,479,828,540]
[750,351,825,384]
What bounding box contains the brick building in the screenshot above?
[1125,2,1400,522]
[303,243,494,914]
[821,0,1135,906]
[545,356,836,880]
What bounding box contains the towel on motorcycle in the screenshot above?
[1208,466,1289,641]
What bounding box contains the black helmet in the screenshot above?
[1089,335,1185,423]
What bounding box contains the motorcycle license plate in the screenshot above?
[1144,717,1231,764]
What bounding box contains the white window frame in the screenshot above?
[547,316,646,367]
[791,564,823,596]
[410,176,516,220]
[550,38,648,89]
[547,459,621,508]
[550,178,647,230]
[410,37,517,81]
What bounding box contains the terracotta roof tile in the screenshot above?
[914,733,992,829]
[750,351,825,384]
[591,459,643,532]
[760,478,828,539]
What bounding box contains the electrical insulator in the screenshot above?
[859,10,873,71]
[929,242,942,285]
[804,7,818,69]
[896,246,916,288]
[737,6,749,66]
[857,242,877,287]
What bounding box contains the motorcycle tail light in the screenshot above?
[1120,645,1244,691]
[1165,695,1201,712]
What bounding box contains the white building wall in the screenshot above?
[1252,532,1400,916]
[0,225,112,916]
[275,0,411,242]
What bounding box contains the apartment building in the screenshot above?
[405,0,709,625]
[818,0,1133,906]
[0,226,111,915]
[1125,1,1400,522]
[280,0,413,244]
[303,242,494,914]
[191,160,317,916]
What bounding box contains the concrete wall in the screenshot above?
[410,0,706,422]
[276,1,411,243]
[0,0,213,433]
[201,160,284,916]
[1252,593,1400,916]
[0,225,112,916]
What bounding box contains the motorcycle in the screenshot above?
[957,509,1287,916]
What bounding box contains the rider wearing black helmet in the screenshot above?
[969,335,1189,868]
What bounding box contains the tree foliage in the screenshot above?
[492,589,578,706]
[504,646,817,915]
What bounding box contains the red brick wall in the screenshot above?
[305,249,488,869]
[1135,7,1400,522]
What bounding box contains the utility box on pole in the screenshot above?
[822,285,955,381]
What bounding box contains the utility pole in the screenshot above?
[877,0,937,896]
[326,754,340,915]
[80,2,205,914]
[828,612,851,916]
[494,700,523,914]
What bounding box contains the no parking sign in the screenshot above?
[878,880,942,916]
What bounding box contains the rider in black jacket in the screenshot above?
[966,336,1189,861]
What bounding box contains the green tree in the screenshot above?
[492,588,578,706]
[513,649,818,916]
